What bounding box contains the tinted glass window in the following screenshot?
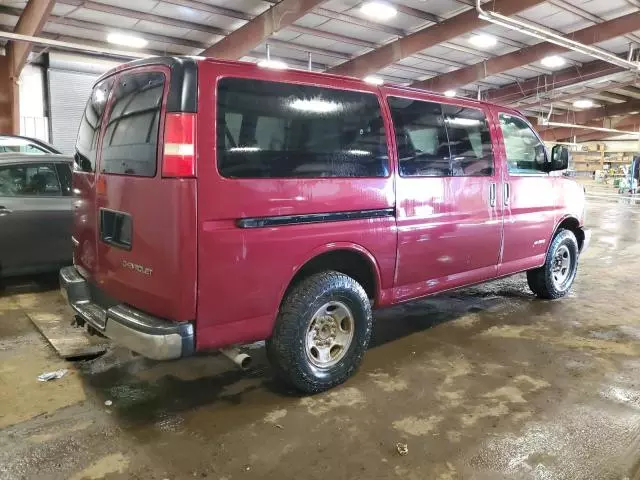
[23,144,47,154]
[0,163,61,196]
[75,78,113,173]
[388,97,450,176]
[217,78,389,178]
[0,143,47,154]
[55,163,72,196]
[101,72,165,177]
[499,113,547,175]
[442,105,493,176]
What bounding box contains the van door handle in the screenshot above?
[489,183,496,207]
[0,206,12,216]
[503,183,510,206]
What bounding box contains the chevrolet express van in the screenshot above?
[61,56,589,393]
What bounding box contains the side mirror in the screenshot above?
[549,145,570,171]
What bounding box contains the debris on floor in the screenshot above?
[37,369,68,382]
[396,442,408,456]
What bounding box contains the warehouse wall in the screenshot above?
[19,64,47,142]
[47,52,119,154]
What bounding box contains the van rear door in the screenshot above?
[73,61,198,322]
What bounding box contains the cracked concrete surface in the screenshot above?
[1,197,640,479]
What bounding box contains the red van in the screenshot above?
[61,56,589,393]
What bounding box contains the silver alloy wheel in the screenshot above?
[305,301,355,368]
[552,244,572,289]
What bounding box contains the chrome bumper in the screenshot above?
[59,266,194,361]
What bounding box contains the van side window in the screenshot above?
[499,113,547,175]
[217,78,389,178]
[75,78,113,173]
[388,97,450,176]
[101,72,165,177]
[442,105,494,176]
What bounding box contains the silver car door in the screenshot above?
[0,162,69,276]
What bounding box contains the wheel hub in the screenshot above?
[305,301,355,368]
[312,317,337,346]
[551,244,572,288]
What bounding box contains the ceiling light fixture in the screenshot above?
[258,44,288,70]
[364,75,384,85]
[444,90,457,97]
[573,99,594,109]
[469,34,497,49]
[107,32,148,49]
[476,0,640,72]
[257,59,288,70]
[360,1,397,20]
[540,55,566,68]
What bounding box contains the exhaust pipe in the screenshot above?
[220,347,252,370]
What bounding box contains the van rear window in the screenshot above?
[100,71,165,177]
[217,78,389,178]
[75,78,113,173]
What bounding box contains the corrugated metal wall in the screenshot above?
[46,52,119,155]
[47,69,98,155]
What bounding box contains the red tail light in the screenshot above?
[162,113,196,177]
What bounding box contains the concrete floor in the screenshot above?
[2,197,640,480]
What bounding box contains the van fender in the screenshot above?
[543,214,581,260]
[276,242,385,309]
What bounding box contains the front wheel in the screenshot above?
[266,271,373,393]
[527,229,579,299]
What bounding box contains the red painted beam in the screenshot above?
[327,0,546,78]
[2,0,54,135]
[484,59,625,105]
[515,79,640,110]
[0,56,19,135]
[573,116,640,142]
[201,0,325,60]
[555,98,640,125]
[9,0,56,75]
[414,11,640,93]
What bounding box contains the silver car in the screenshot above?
[0,154,73,278]
[0,135,62,155]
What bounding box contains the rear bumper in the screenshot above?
[59,266,194,360]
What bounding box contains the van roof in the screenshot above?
[97,55,518,114]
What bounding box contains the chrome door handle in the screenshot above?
[489,183,496,207]
[503,183,510,206]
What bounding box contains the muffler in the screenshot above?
[220,347,252,370]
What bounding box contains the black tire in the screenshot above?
[266,271,373,394]
[527,229,579,299]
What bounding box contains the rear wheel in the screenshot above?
[266,271,373,393]
[527,229,579,299]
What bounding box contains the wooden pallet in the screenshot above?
[13,290,109,360]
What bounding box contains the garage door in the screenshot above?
[48,69,98,155]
